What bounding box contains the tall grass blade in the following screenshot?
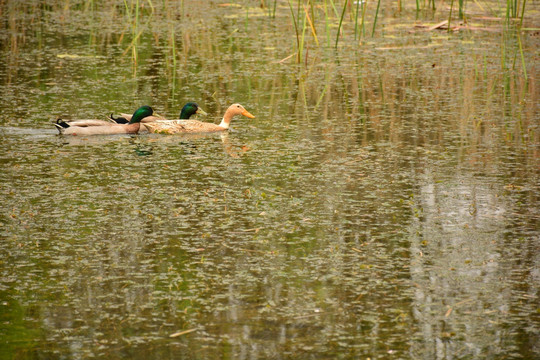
[287,0,301,63]
[354,0,360,40]
[303,3,319,47]
[328,0,339,18]
[146,0,154,15]
[448,0,454,33]
[324,0,331,47]
[519,0,527,27]
[372,0,382,37]
[300,12,307,62]
[360,1,367,38]
[335,0,348,48]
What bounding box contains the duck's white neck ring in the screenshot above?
[218,118,229,129]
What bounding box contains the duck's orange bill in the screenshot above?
[242,109,255,119]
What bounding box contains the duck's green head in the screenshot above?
[129,105,154,124]
[180,102,208,119]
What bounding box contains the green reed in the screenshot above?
[458,0,464,19]
[335,0,347,48]
[329,0,339,17]
[448,0,454,33]
[519,0,527,27]
[121,0,155,67]
[372,0,382,37]
[300,10,307,63]
[304,1,319,47]
[353,0,360,40]
[359,0,367,38]
[324,0,331,47]
[287,0,301,63]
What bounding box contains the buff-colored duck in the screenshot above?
[55,105,154,136]
[143,103,255,134]
[110,102,207,124]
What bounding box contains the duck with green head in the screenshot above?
[144,103,255,135]
[55,105,154,136]
[111,102,207,124]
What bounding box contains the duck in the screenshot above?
[110,102,207,124]
[55,105,154,136]
[143,103,255,134]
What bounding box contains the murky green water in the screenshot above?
[1,1,539,359]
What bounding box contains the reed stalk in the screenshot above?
[354,0,360,40]
[300,12,307,62]
[287,0,301,63]
[505,0,511,26]
[303,2,319,47]
[310,0,316,31]
[335,0,348,48]
[328,0,339,18]
[360,1,367,38]
[448,0,454,33]
[519,0,527,27]
[372,0,381,37]
[120,0,155,67]
[324,0,331,47]
[133,0,139,64]
[297,0,301,32]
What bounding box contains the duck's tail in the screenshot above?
[54,119,69,133]
[110,114,129,124]
[55,119,70,128]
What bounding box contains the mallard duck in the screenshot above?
[110,102,207,124]
[143,103,255,134]
[55,105,154,136]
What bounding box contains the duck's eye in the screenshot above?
[237,105,240,108]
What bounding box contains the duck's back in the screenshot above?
[62,123,140,136]
[144,120,224,134]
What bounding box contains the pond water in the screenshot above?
[0,1,539,359]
